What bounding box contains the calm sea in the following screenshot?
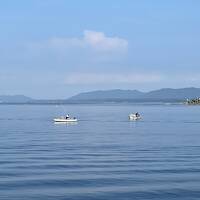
[0,104,200,200]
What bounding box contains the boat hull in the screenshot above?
[129,114,141,121]
[54,118,78,122]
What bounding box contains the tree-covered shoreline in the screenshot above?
[186,98,200,105]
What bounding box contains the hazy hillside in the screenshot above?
[0,95,33,103]
[68,87,200,103]
[143,88,200,100]
[69,89,144,101]
[1,87,200,103]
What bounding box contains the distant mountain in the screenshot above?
[67,87,200,103]
[69,89,144,101]
[0,95,33,103]
[142,87,200,101]
[2,87,200,104]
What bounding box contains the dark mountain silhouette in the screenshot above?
[1,87,200,103]
[68,87,200,103]
[69,89,144,101]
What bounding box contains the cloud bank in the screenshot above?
[47,30,128,53]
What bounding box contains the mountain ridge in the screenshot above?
[68,87,200,103]
[1,87,200,103]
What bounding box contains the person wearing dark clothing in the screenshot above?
[135,112,140,117]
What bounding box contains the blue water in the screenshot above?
[0,104,200,200]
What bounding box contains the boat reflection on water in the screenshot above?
[54,121,78,126]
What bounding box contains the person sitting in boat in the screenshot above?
[66,114,70,119]
[135,112,140,117]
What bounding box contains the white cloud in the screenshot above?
[46,30,128,53]
[65,73,162,85]
[83,30,128,52]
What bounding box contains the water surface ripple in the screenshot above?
[0,104,200,200]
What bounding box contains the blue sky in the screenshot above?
[0,0,200,98]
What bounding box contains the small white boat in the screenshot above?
[129,113,141,121]
[54,116,78,122]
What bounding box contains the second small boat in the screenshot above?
[129,113,141,120]
[54,114,78,122]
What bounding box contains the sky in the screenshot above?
[0,0,200,99]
